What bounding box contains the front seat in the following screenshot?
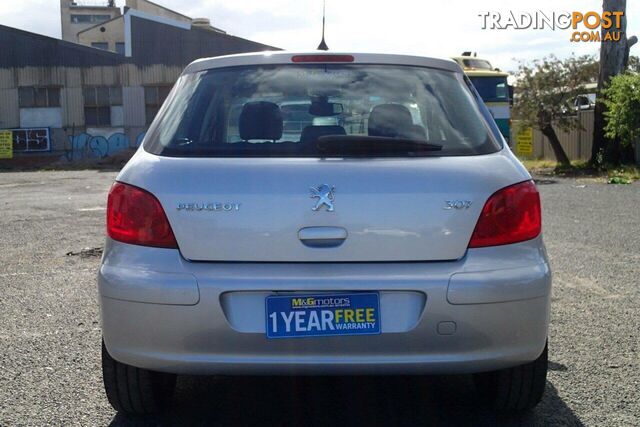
[239,101,283,142]
[368,104,425,139]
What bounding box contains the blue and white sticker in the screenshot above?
[265,293,381,339]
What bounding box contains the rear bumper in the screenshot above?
[99,237,551,375]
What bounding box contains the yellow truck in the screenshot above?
[452,53,512,143]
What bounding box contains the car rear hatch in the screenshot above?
[122,152,524,262]
[120,56,527,262]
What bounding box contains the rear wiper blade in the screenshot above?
[316,135,443,152]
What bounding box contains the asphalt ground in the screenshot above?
[0,170,638,426]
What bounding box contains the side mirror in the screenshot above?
[508,85,514,106]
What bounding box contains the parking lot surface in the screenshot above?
[0,170,638,426]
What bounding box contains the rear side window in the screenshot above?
[144,64,501,157]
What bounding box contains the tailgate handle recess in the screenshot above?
[298,227,348,248]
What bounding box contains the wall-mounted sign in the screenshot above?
[515,127,534,156]
[0,130,13,159]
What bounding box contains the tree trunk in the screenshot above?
[541,125,571,167]
[590,0,628,166]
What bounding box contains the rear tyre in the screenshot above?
[102,340,176,415]
[474,342,548,413]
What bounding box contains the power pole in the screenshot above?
[591,0,635,165]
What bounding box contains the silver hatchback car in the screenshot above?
[99,52,551,415]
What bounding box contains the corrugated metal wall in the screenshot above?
[0,64,183,128]
[122,86,146,127]
[0,88,19,128]
[514,110,595,161]
[63,87,85,128]
[0,25,125,68]
[0,19,279,158]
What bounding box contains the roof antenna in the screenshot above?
[317,0,329,51]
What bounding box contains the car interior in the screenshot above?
[237,100,426,145]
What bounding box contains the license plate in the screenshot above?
[265,293,381,339]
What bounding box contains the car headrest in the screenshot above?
[239,101,283,141]
[300,125,347,144]
[368,104,415,138]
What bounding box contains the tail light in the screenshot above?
[107,182,178,249]
[468,180,541,248]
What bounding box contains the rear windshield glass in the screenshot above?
[144,64,501,157]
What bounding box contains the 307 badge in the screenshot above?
[265,293,381,339]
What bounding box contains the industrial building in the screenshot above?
[0,0,277,161]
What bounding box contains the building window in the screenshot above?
[144,86,172,125]
[71,14,111,24]
[115,42,125,55]
[91,42,109,51]
[84,87,122,127]
[18,87,61,108]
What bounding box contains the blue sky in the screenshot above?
[1,0,638,72]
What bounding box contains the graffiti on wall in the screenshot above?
[65,131,146,161]
[9,128,51,152]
